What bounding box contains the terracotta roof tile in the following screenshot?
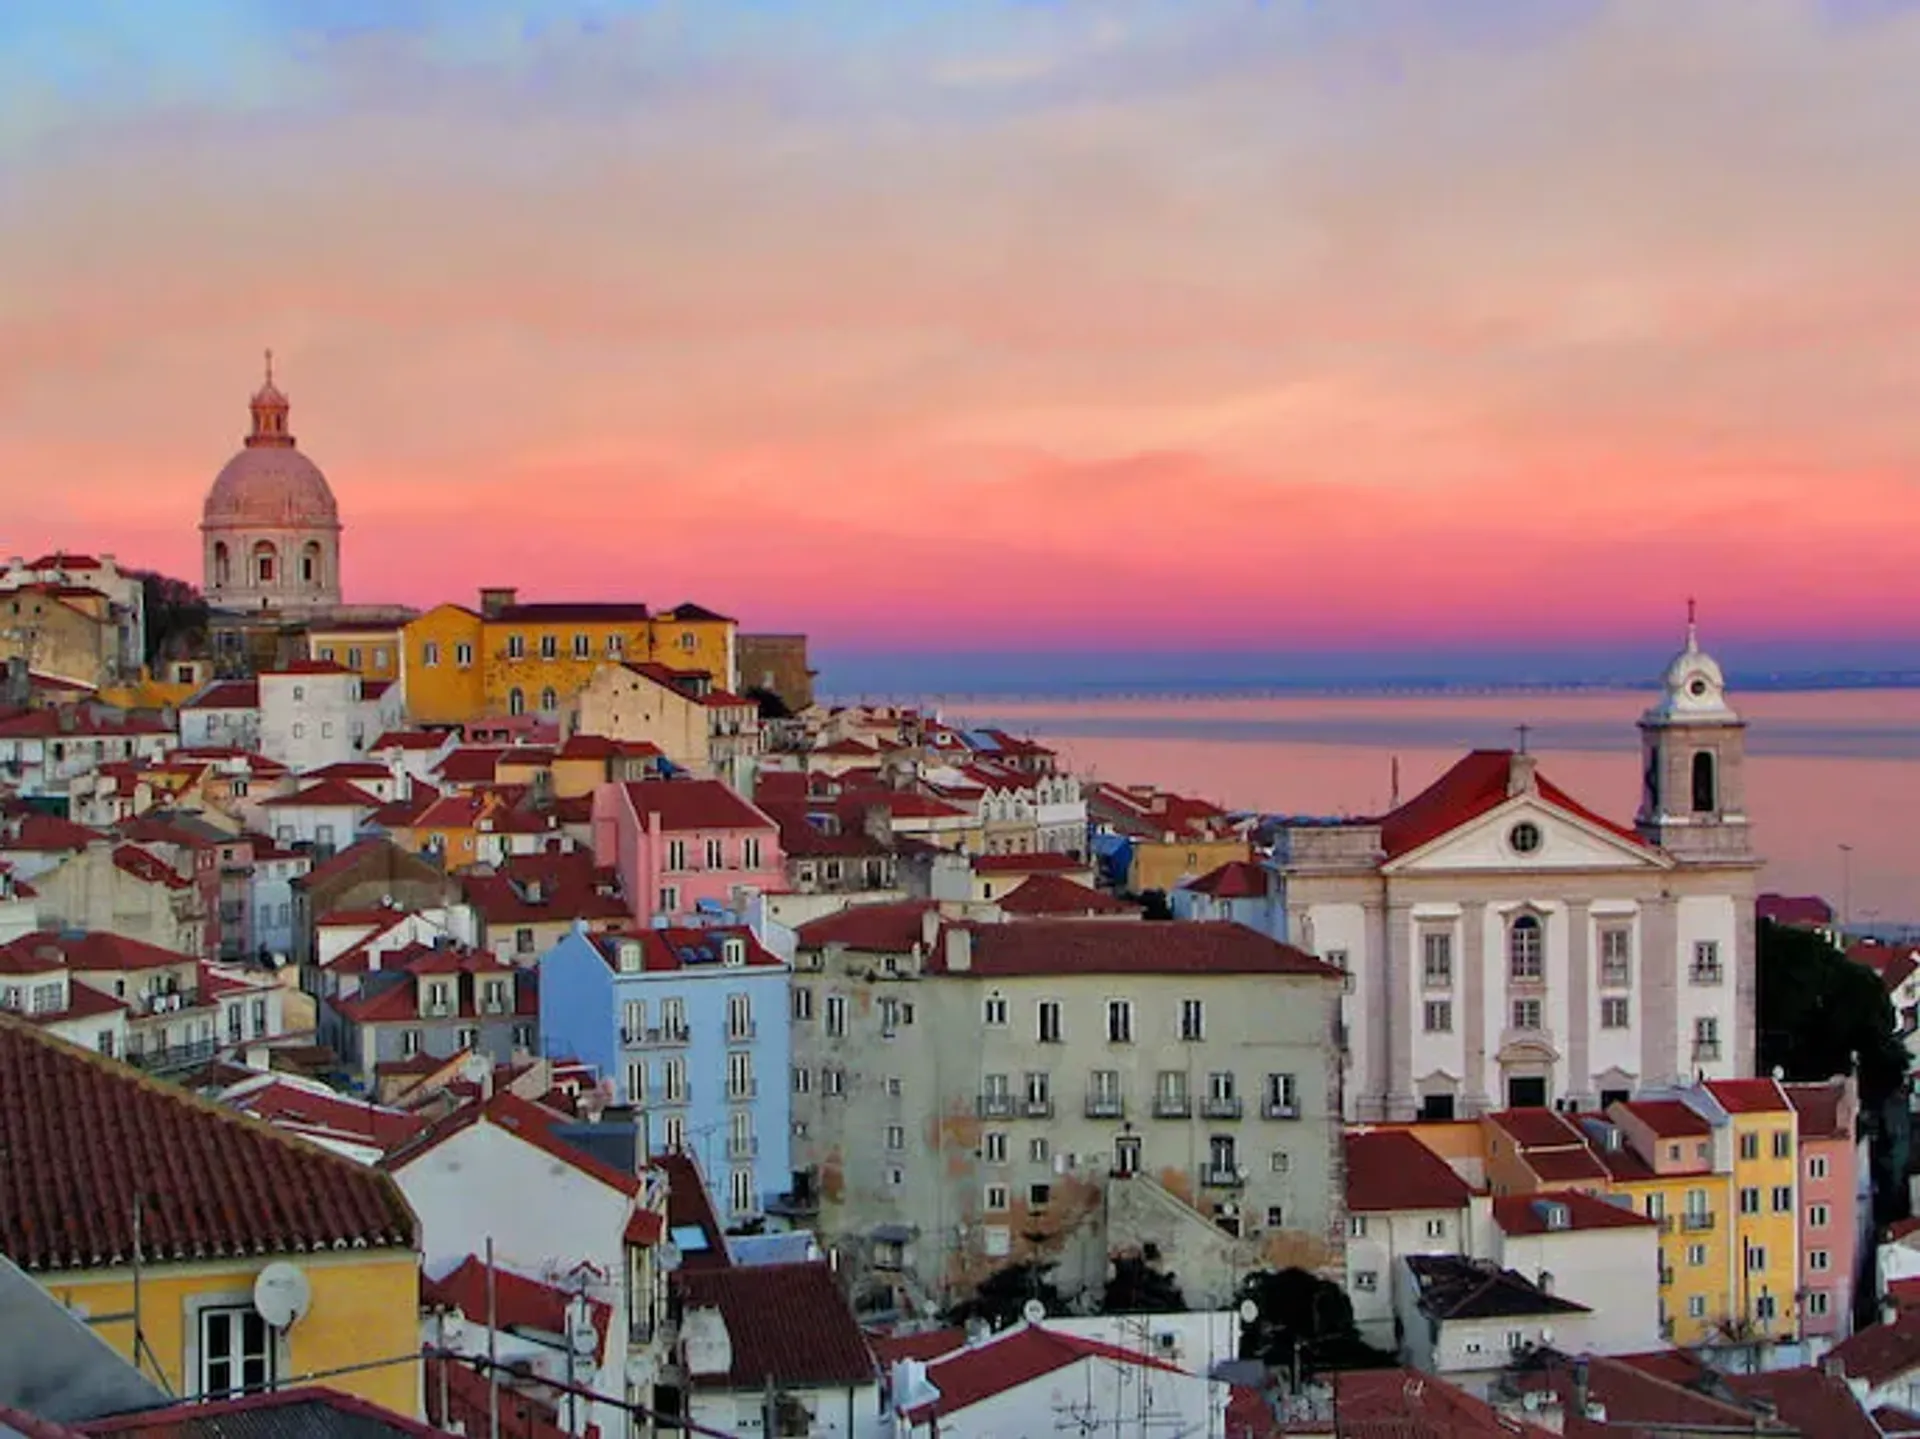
[1706,1077,1792,1114]
[0,1014,416,1271]
[931,921,1340,979]
[426,1254,612,1360]
[262,779,382,809]
[185,680,260,710]
[673,1261,875,1390]
[1783,1080,1850,1139]
[1615,1098,1712,1139]
[1722,1367,1880,1439]
[461,852,627,925]
[2,929,196,973]
[906,1325,1179,1422]
[384,1092,640,1196]
[974,853,1081,875]
[585,928,783,974]
[654,1151,728,1269]
[1832,1309,1920,1387]
[1493,1190,1656,1235]
[617,779,774,833]
[1758,893,1835,927]
[1381,749,1648,859]
[1345,1130,1474,1212]
[997,874,1135,917]
[795,900,938,952]
[1181,859,1276,899]
[0,812,103,852]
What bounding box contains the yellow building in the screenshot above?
[0,582,121,688]
[1604,1099,1737,1347]
[307,620,407,688]
[1704,1078,1802,1346]
[1,1014,423,1413]
[394,590,737,729]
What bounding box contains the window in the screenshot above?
[1509,821,1542,853]
[197,1304,275,1398]
[1693,1017,1720,1058]
[705,837,724,869]
[1771,1186,1792,1212]
[885,1124,905,1151]
[539,687,558,713]
[1208,1135,1238,1177]
[1509,914,1543,980]
[1809,1154,1829,1180]
[1029,1137,1050,1164]
[791,986,813,1021]
[1271,1151,1291,1174]
[1267,1206,1286,1229]
[666,839,687,871]
[743,836,762,869]
[823,1067,845,1097]
[401,1029,422,1057]
[825,994,848,1037]
[727,1050,754,1100]
[1025,1072,1052,1110]
[347,646,363,669]
[508,688,525,716]
[1754,1293,1776,1321]
[606,633,622,655]
[1809,1248,1831,1272]
[1773,1130,1792,1159]
[455,642,473,667]
[422,641,441,668]
[985,1184,1009,1212]
[1807,1289,1830,1317]
[626,1060,647,1102]
[658,885,679,914]
[1425,1217,1448,1239]
[1424,1000,1452,1033]
[573,632,591,659]
[664,1057,687,1102]
[1739,1187,1760,1214]
[985,1132,1008,1164]
[1114,1135,1141,1176]
[1511,998,1542,1032]
[1692,941,1723,984]
[1599,926,1632,986]
[1600,996,1630,1029]
[1179,998,1205,1040]
[983,993,1007,1026]
[1422,931,1453,988]
[1353,1271,1378,1292]
[1687,1243,1707,1267]
[726,992,754,1041]
[1265,1073,1298,1118]
[507,634,526,659]
[1740,1132,1759,1161]
[1106,999,1134,1043]
[1037,1000,1063,1044]
[729,1167,754,1215]
[540,634,558,659]
[1688,1295,1707,1318]
[1691,750,1717,813]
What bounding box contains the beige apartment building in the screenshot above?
[786,903,1346,1312]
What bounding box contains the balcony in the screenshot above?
[1201,1096,1244,1120]
[727,1135,759,1160]
[1201,1166,1245,1189]
[1154,1095,1193,1119]
[1085,1095,1125,1120]
[1262,1098,1300,1120]
[655,1024,691,1046]
[978,1094,1017,1119]
[1659,1267,1676,1288]
[1022,1097,1055,1119]
[1690,964,1724,986]
[1692,1041,1723,1062]
[126,1037,220,1076]
[1682,1211,1715,1232]
[727,1021,758,1042]
[1659,1215,1677,1234]
[727,1080,758,1102]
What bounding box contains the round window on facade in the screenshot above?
[1509,821,1543,854]
[1688,677,1709,697]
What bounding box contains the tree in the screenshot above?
[945,1260,1066,1331]
[744,686,792,720]
[130,570,209,668]
[1236,1268,1393,1378]
[1757,918,1912,1223]
[1101,1254,1186,1314]
[1135,889,1174,922]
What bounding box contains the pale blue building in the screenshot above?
[539,921,793,1229]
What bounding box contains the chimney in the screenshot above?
[943,926,972,973]
[919,907,940,951]
[479,587,518,620]
[3,657,27,707]
[1884,1296,1900,1328]
[1508,751,1538,797]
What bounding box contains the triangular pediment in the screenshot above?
[1383,794,1672,875]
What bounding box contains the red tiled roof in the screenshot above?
[307,762,391,781]
[1723,1367,1880,1439]
[997,874,1134,917]
[22,552,102,570]
[842,790,970,822]
[493,601,651,623]
[185,680,259,710]
[0,1014,416,1271]
[228,1075,428,1152]
[1488,1108,1590,1148]
[1493,1190,1655,1235]
[1875,1405,1920,1436]
[384,1091,640,1196]
[87,1386,450,1439]
[334,965,536,1025]
[110,844,192,889]
[974,853,1080,875]
[866,1327,967,1364]
[426,1254,612,1360]
[659,601,733,623]
[762,802,891,859]
[2,929,195,973]
[655,1150,728,1269]
[1334,1369,1557,1438]
[626,1207,665,1246]
[1380,749,1648,859]
[373,730,449,751]
[0,812,102,852]
[261,659,355,676]
[0,710,169,739]
[262,779,382,809]
[462,852,627,925]
[1615,1098,1712,1139]
[930,921,1339,979]
[557,734,662,761]
[435,747,509,786]
[1851,942,1920,995]
[1832,1309,1920,1387]
[618,779,774,833]
[1345,1130,1474,1213]
[674,1261,876,1390]
[586,927,784,974]
[1758,893,1835,927]
[1706,1077,1792,1114]
[907,1326,1179,1422]
[1181,860,1276,899]
[23,984,127,1024]
[1784,1080,1851,1140]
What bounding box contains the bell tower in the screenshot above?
[1636,602,1750,860]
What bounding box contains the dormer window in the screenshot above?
[722,937,746,967]
[617,940,643,973]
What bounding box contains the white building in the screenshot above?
[255,778,379,857]
[258,661,402,773]
[0,551,147,675]
[179,679,261,751]
[1475,1191,1663,1360]
[249,842,312,961]
[0,709,173,799]
[1344,1129,1476,1349]
[1274,621,1758,1120]
[889,1322,1224,1438]
[1396,1254,1598,1395]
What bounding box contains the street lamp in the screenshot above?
[1840,844,1854,932]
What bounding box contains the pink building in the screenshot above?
[1786,1077,1865,1340]
[591,778,784,925]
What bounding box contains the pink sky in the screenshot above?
[5,2,1920,650]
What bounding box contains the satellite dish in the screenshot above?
[253,1263,312,1330]
[1021,1299,1046,1325]
[1238,1299,1259,1324]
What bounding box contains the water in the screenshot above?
[934,689,1920,925]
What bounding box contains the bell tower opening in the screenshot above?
[1691,750,1717,814]
[1635,601,1749,861]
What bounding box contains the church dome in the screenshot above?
[199,354,340,532]
[1644,605,1737,724]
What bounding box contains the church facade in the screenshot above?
[1274,622,1759,1121]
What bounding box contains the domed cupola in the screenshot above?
[200,353,343,614]
[1635,602,1751,860]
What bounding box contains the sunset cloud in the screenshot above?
[4,0,1918,651]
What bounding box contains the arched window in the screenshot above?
[302,541,322,586]
[540,687,558,713]
[1691,751,1717,814]
[508,688,525,716]
[251,540,277,585]
[1509,914,1543,981]
[212,542,230,586]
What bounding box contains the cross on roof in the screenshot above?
[1515,724,1531,755]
